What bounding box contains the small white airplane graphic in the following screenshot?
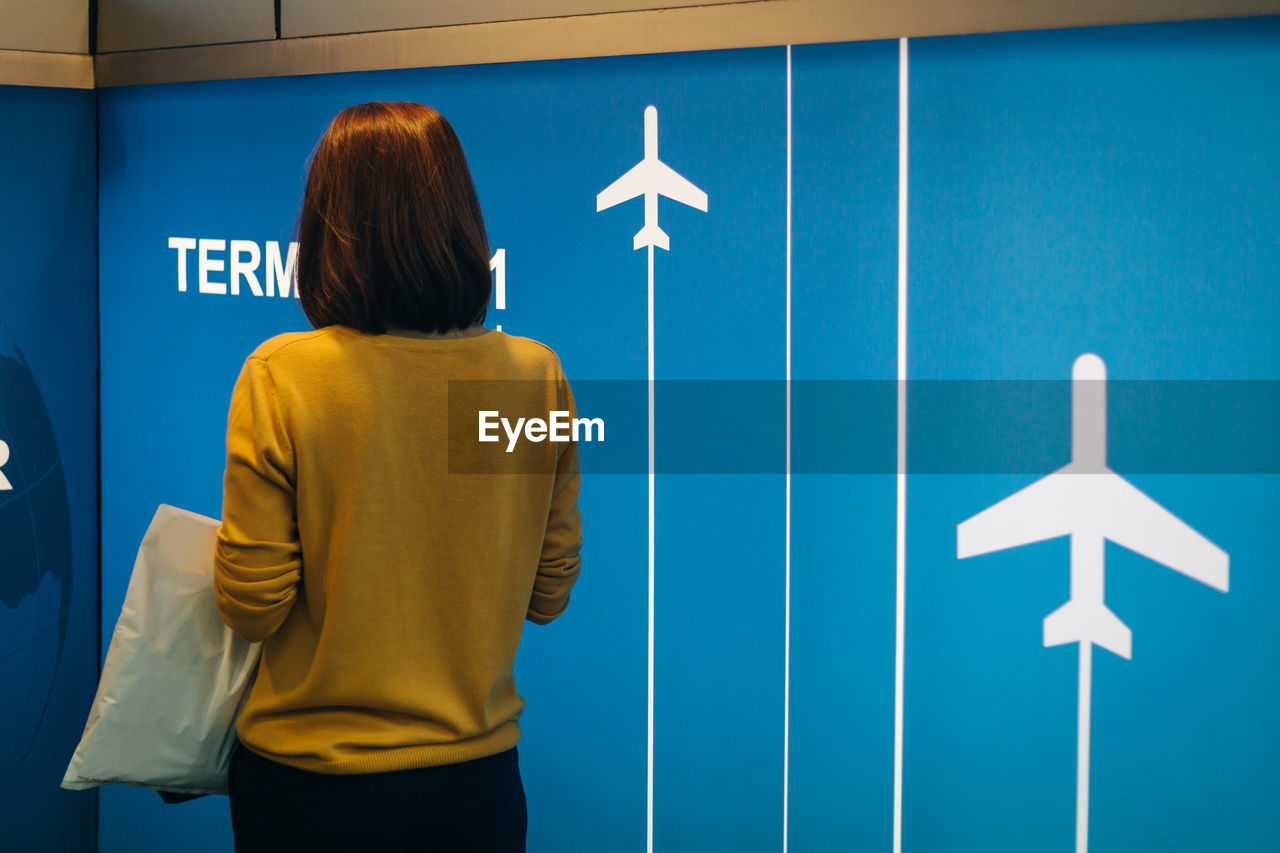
[596,106,708,251]
[596,107,706,853]
[957,353,1228,853]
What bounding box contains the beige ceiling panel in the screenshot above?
[0,0,89,54]
[281,0,757,38]
[97,0,1280,88]
[98,0,276,53]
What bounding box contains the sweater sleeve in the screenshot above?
[214,354,302,643]
[526,372,583,625]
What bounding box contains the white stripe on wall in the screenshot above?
[783,42,793,853]
[647,242,656,853]
[893,35,909,853]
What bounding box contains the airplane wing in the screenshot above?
[650,160,708,211]
[957,472,1077,559]
[596,162,648,211]
[1100,475,1229,591]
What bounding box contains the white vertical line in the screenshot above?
[1077,641,1092,853]
[893,36,909,853]
[783,42,793,853]
[647,242,656,853]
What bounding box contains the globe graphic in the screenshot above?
[0,317,72,786]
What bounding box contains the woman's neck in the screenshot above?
[383,323,490,340]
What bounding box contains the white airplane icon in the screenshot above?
[596,108,706,851]
[957,353,1228,658]
[956,352,1228,853]
[596,106,708,251]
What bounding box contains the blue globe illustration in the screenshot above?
[0,318,72,785]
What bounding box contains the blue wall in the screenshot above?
[0,84,99,851]
[94,16,1279,853]
[905,21,1280,853]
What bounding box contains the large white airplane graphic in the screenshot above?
[596,106,708,251]
[957,353,1228,655]
[956,353,1228,853]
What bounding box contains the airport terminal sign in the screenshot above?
[97,17,1280,853]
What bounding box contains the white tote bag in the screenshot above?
[62,504,262,795]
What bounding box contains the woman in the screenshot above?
[213,102,583,852]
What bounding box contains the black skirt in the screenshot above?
[228,738,527,853]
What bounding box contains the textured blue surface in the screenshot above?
[0,83,98,853]
[788,39,899,851]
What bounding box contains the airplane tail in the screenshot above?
[1044,600,1132,659]
[634,224,670,251]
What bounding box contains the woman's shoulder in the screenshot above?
[246,328,342,364]
[496,332,564,367]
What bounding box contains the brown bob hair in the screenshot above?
[297,102,491,334]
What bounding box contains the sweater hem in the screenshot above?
[240,720,522,775]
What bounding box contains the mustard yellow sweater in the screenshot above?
[213,325,582,774]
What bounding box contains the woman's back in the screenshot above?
[213,100,573,850]
[215,325,582,774]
